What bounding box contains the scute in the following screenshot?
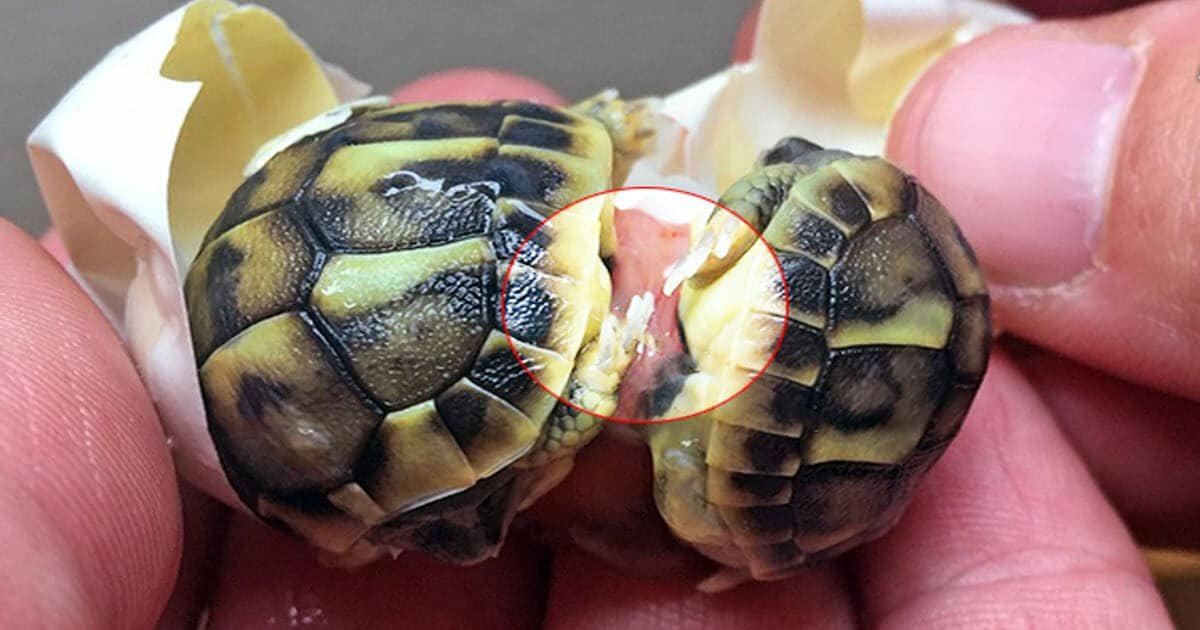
[436,379,540,476]
[310,238,495,410]
[354,401,478,515]
[199,311,381,497]
[205,134,331,242]
[185,207,317,362]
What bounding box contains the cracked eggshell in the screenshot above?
[628,0,1029,199]
[27,0,1027,511]
[27,0,369,508]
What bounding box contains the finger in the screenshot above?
[887,1,1200,400]
[392,67,566,105]
[726,2,1151,66]
[1010,342,1200,548]
[0,220,181,628]
[545,548,855,630]
[207,514,547,628]
[40,229,69,266]
[855,348,1172,627]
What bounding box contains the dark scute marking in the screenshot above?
[790,462,901,534]
[321,264,490,411]
[487,155,565,203]
[743,430,797,472]
[382,154,564,205]
[205,397,264,513]
[830,218,952,325]
[413,116,461,140]
[311,170,497,251]
[774,320,827,371]
[817,347,948,433]
[827,179,870,226]
[500,119,572,151]
[760,137,824,166]
[509,101,572,124]
[470,348,535,401]
[777,253,828,317]
[791,213,845,260]
[411,520,481,562]
[761,541,804,567]
[300,309,389,417]
[208,168,268,241]
[644,354,697,417]
[498,269,555,345]
[235,375,293,423]
[899,175,919,217]
[334,265,489,355]
[408,266,492,321]
[919,382,978,450]
[765,378,816,429]
[492,203,551,267]
[302,194,354,248]
[351,431,390,490]
[817,350,901,432]
[729,473,790,500]
[204,241,246,347]
[436,389,490,450]
[739,505,793,533]
[475,476,517,544]
[371,104,508,136]
[270,489,343,517]
[948,295,991,380]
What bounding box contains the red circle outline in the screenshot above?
[500,185,790,425]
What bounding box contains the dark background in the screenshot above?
[0,1,750,234]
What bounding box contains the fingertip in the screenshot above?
[890,3,1200,400]
[392,67,566,105]
[0,219,181,628]
[39,228,70,266]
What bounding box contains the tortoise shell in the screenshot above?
[647,138,991,581]
[184,101,618,563]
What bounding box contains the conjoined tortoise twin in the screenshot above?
[184,91,990,580]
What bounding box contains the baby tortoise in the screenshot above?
[184,91,655,564]
[647,138,990,586]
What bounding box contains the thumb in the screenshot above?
[887,1,1200,399]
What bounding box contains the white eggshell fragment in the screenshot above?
[26,0,1026,512]
[27,0,369,507]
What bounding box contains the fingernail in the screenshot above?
[888,38,1139,287]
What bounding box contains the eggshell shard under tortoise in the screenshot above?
[646,137,991,584]
[184,93,656,564]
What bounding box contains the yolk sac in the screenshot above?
[610,208,691,420]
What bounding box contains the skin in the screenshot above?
[2,3,1196,625]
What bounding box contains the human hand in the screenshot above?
[4,2,1196,627]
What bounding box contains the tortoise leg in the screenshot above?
[570,89,659,186]
[520,290,655,469]
[571,91,657,259]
